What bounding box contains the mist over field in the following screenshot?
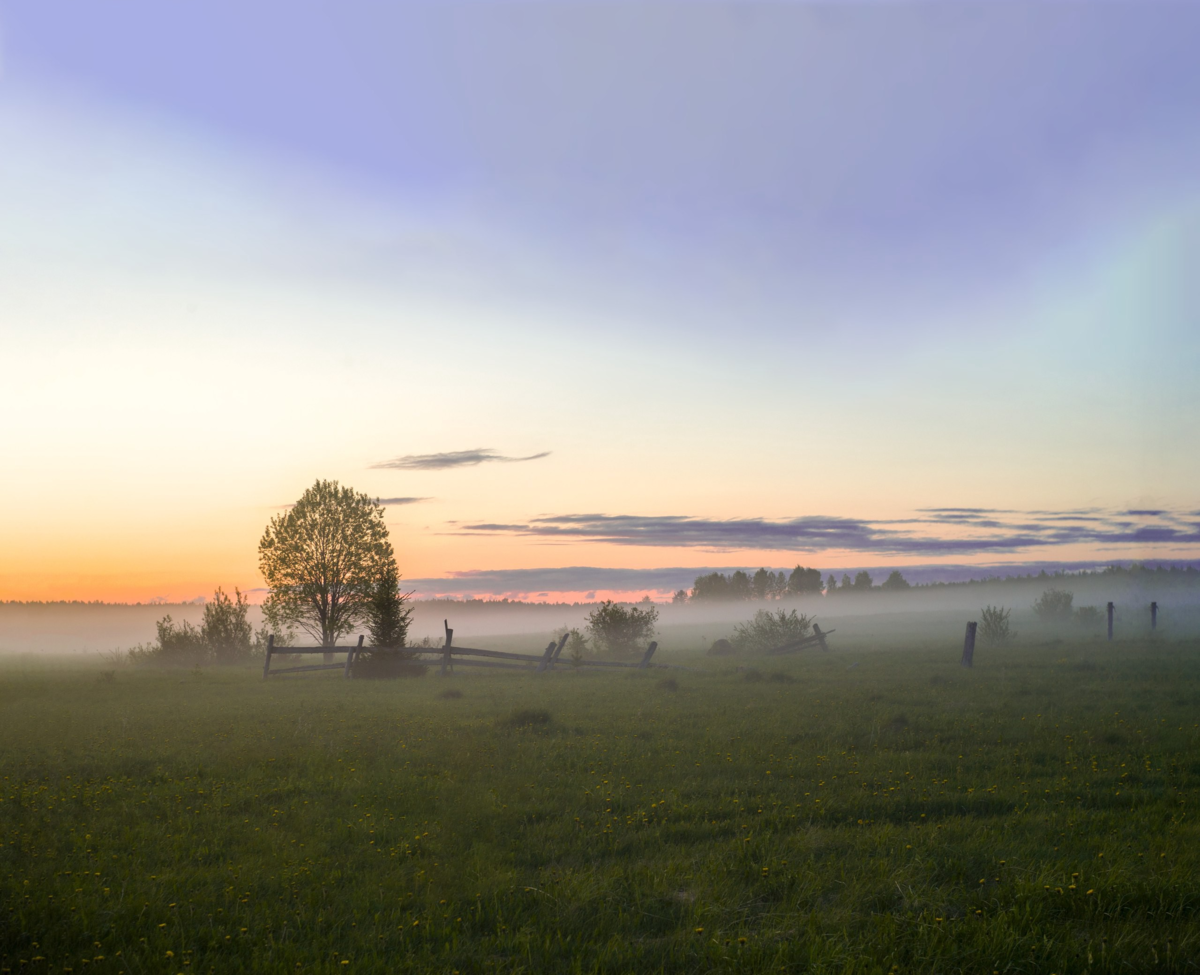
[5,566,1199,656]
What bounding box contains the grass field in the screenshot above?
[3,637,1199,973]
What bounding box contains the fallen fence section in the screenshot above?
[765,624,834,655]
[263,624,674,679]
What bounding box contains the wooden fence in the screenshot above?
[262,621,666,680]
[764,623,833,655]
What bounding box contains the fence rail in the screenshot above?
[765,624,834,655]
[262,623,670,679]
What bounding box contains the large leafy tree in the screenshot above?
[259,480,396,647]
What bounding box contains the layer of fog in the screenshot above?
[3,571,1197,655]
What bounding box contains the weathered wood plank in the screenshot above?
[765,629,836,655]
[637,641,659,668]
[344,634,364,678]
[268,663,349,676]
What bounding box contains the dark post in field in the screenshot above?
[961,622,977,668]
[344,634,363,679]
[535,640,558,672]
[548,632,570,669]
[813,623,830,652]
[262,634,275,681]
[440,620,454,676]
[1151,601,1158,631]
[638,641,659,668]
[1107,602,1114,641]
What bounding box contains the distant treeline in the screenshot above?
[675,562,1200,603]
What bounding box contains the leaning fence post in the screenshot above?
[440,620,454,676]
[535,640,558,672]
[961,622,977,668]
[638,641,659,668]
[344,634,363,679]
[813,623,830,653]
[548,633,569,669]
[1107,602,1114,641]
[1151,601,1158,631]
[263,634,275,680]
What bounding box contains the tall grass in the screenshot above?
[2,638,1199,972]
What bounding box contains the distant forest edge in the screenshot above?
[4,561,1200,608]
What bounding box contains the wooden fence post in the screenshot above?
[1151,601,1158,631]
[535,640,558,672]
[1107,602,1114,641]
[548,633,569,668]
[344,634,363,679]
[637,641,659,668]
[263,634,274,680]
[813,623,830,652]
[440,620,454,676]
[961,622,976,668]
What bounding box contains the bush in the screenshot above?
[202,588,254,663]
[129,615,207,667]
[731,609,813,654]
[563,628,590,666]
[979,605,1015,646]
[707,638,736,657]
[130,588,261,666]
[1034,588,1074,621]
[1073,605,1103,628]
[586,601,658,657]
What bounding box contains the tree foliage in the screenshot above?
[585,600,658,657]
[259,479,395,646]
[787,566,824,595]
[979,605,1015,646]
[201,587,254,663]
[880,570,911,591]
[1033,588,1074,621]
[130,588,256,666]
[689,566,823,602]
[731,608,813,654]
[363,558,413,653]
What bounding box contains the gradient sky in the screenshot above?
[2,1,1199,602]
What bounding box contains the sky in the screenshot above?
[2,1,1199,603]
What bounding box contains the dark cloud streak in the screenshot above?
[452,509,1200,557]
[370,449,551,471]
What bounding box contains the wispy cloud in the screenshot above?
[370,449,551,471]
[378,497,431,506]
[452,508,1200,557]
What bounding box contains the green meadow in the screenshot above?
[2,637,1199,974]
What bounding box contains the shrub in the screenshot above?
[128,616,205,666]
[586,601,658,657]
[979,605,1015,646]
[731,609,813,654]
[1034,588,1074,621]
[201,588,254,663]
[707,638,736,657]
[1073,605,1103,628]
[564,628,590,666]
